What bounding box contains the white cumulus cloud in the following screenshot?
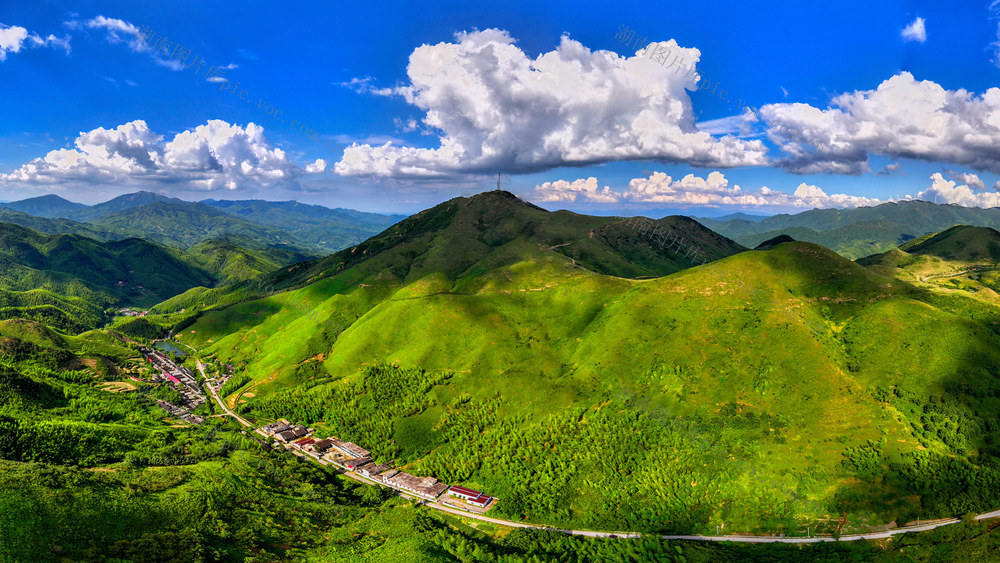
[531,171,883,209]
[533,177,619,203]
[902,17,927,43]
[304,159,327,174]
[950,171,986,191]
[918,172,1000,207]
[0,23,70,61]
[0,120,325,193]
[335,29,768,178]
[760,72,1000,174]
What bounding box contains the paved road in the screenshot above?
[197,361,255,428]
[195,357,1000,544]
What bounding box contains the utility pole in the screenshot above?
[496,171,502,192]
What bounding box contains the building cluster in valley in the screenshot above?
[204,363,236,395]
[116,308,148,317]
[140,346,206,425]
[258,421,493,509]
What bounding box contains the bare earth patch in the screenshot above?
[97,381,136,393]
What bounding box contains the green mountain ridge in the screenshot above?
[239,190,746,294]
[0,222,217,329]
[166,193,1000,537]
[201,198,405,252]
[0,192,406,259]
[0,208,120,241]
[0,194,89,218]
[698,200,1000,259]
[900,225,1000,261]
[88,201,315,251]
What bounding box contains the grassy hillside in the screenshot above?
[173,192,1000,537]
[0,293,996,560]
[0,220,996,557]
[185,238,316,285]
[859,225,1000,309]
[148,191,746,336]
[899,225,1000,261]
[227,191,746,293]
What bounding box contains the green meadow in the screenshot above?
[180,234,1000,535]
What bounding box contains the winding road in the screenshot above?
[197,361,255,429]
[919,266,999,283]
[196,357,1000,544]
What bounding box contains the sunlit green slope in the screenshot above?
[177,207,1000,536]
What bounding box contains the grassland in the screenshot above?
[175,231,1000,536]
[0,269,998,558]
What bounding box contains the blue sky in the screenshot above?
[1,0,999,216]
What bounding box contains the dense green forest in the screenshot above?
[0,308,997,559]
[3,191,1000,559]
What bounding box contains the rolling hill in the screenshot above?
[858,225,1000,308]
[0,222,213,319]
[184,238,312,285]
[0,194,88,218]
[87,200,316,251]
[240,190,747,292]
[0,208,119,241]
[201,199,405,252]
[169,193,1000,537]
[0,192,407,257]
[697,200,1000,259]
[899,224,1000,261]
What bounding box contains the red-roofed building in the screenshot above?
[467,494,491,507]
[448,486,481,499]
[292,437,315,450]
[448,486,492,507]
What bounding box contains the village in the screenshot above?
[257,420,495,512]
[137,345,209,425]
[107,326,494,514]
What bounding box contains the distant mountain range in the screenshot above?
[1,194,89,218]
[0,192,405,255]
[695,200,1000,259]
[0,192,407,329]
[201,199,404,252]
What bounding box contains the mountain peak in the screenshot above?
[755,234,796,250]
[901,224,1000,261]
[461,189,546,211]
[2,194,88,219]
[251,190,746,293]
